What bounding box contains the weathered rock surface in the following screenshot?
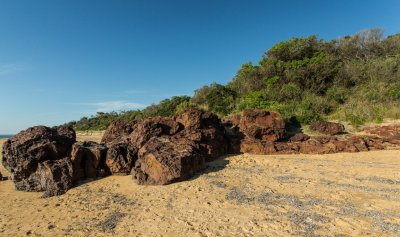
[177,109,228,161]
[310,121,345,135]
[105,143,137,175]
[128,117,182,149]
[364,124,400,140]
[132,136,204,185]
[101,120,136,146]
[239,109,286,141]
[70,141,108,181]
[1,126,76,193]
[37,157,73,197]
[289,133,310,142]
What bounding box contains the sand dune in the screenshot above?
[1,138,400,236]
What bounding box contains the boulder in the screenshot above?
[101,120,136,146]
[105,143,137,175]
[289,133,310,142]
[132,136,204,185]
[37,157,73,197]
[364,124,400,140]
[129,117,182,149]
[177,109,228,161]
[70,141,108,181]
[310,121,345,135]
[238,109,285,142]
[240,139,276,154]
[1,126,76,192]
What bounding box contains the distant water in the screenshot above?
[0,135,13,139]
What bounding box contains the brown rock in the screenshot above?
[364,124,400,140]
[239,109,285,142]
[132,136,204,185]
[129,117,182,149]
[105,143,137,175]
[310,121,345,135]
[289,133,310,142]
[37,157,73,197]
[177,109,228,161]
[70,141,108,181]
[101,120,136,146]
[1,126,76,192]
[240,139,276,155]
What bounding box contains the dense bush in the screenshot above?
[65,29,400,130]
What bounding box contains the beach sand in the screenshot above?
[0,136,399,236]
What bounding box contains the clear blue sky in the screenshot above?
[0,0,399,134]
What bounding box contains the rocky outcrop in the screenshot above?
[128,117,182,149]
[310,121,345,135]
[239,109,285,141]
[288,133,310,142]
[70,141,108,181]
[222,109,285,153]
[132,136,204,185]
[176,109,228,161]
[37,157,73,197]
[1,126,76,193]
[105,143,137,175]
[101,120,136,146]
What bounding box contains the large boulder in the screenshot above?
[176,109,228,160]
[310,121,345,135]
[1,126,76,192]
[128,117,182,149]
[70,141,108,181]
[105,143,137,175]
[132,136,204,185]
[101,120,136,146]
[239,109,285,142]
[37,157,73,197]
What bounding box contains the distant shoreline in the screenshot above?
[0,135,13,139]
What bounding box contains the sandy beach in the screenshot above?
[1,136,399,236]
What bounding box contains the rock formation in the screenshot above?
[2,109,400,197]
[1,126,76,196]
[70,141,108,181]
[310,121,346,135]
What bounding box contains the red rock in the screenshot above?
[1,126,76,192]
[37,157,73,197]
[105,143,137,175]
[129,117,182,149]
[240,139,276,154]
[310,121,345,135]
[177,109,228,161]
[364,124,400,139]
[289,133,310,142]
[101,120,136,146]
[70,141,108,181]
[132,136,205,185]
[239,109,285,142]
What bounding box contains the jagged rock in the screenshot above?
[101,120,136,146]
[240,139,276,154]
[310,121,345,135]
[1,126,76,192]
[129,117,182,149]
[239,109,285,142]
[177,109,228,161]
[289,133,310,142]
[132,136,204,185]
[70,141,108,181]
[37,157,73,197]
[364,124,400,140]
[105,143,137,175]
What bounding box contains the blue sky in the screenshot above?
[0,0,399,134]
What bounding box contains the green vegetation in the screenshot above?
[65,29,400,130]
